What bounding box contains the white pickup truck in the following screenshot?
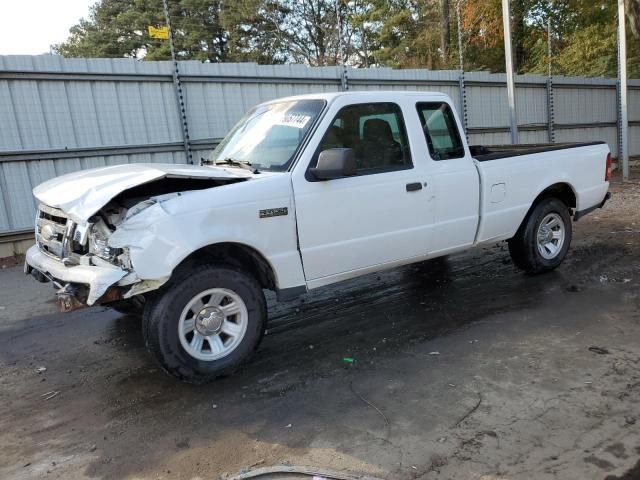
[25,91,611,382]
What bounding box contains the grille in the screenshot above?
[36,204,75,259]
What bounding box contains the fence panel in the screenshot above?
[0,56,637,235]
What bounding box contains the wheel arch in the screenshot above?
[518,182,576,230]
[173,242,278,291]
[532,182,577,210]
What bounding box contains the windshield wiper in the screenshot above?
[212,158,260,174]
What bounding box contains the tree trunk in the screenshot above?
[627,0,640,39]
[511,0,526,73]
[440,0,450,61]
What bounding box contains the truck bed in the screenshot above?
[470,141,607,162]
[470,138,610,246]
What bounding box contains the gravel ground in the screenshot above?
[0,171,638,480]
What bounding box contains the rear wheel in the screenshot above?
[143,264,266,383]
[508,197,572,274]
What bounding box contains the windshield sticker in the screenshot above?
[275,113,311,129]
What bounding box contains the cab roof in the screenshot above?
[261,90,452,105]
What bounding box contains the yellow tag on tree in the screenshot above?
[148,26,169,40]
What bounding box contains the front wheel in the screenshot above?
[143,265,266,383]
[508,197,572,274]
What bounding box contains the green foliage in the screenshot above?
[53,0,154,58]
[53,0,640,79]
[53,0,286,63]
[223,0,289,64]
[525,0,640,78]
[552,23,617,77]
[362,0,445,69]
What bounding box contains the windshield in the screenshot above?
[209,99,326,172]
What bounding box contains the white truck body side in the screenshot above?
[23,90,612,381]
[476,147,609,244]
[25,91,610,307]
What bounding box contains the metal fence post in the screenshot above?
[502,0,518,144]
[546,16,555,144]
[456,1,468,140]
[162,0,193,165]
[340,66,349,91]
[546,77,555,143]
[459,73,468,140]
[617,0,629,180]
[337,0,348,92]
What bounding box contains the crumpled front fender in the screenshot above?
[107,202,179,280]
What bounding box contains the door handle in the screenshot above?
[406,182,423,192]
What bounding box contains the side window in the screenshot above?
[314,102,412,175]
[416,102,465,160]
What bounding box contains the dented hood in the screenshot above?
[33,163,257,222]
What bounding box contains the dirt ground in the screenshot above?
[0,172,639,480]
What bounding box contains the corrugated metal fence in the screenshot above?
[1,55,638,236]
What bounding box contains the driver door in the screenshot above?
[291,98,435,288]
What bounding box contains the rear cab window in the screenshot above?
[307,102,413,179]
[416,102,465,160]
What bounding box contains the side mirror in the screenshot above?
[310,148,357,180]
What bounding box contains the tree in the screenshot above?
[53,0,640,78]
[361,0,447,69]
[554,23,618,77]
[264,0,346,66]
[628,0,640,38]
[347,1,379,66]
[440,0,450,61]
[223,0,288,63]
[53,0,155,58]
[53,0,286,63]
[459,0,504,72]
[524,0,640,78]
[177,0,228,62]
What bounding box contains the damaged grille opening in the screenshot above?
[36,205,73,259]
[39,209,67,224]
[71,238,90,256]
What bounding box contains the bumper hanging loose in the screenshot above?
[24,245,128,310]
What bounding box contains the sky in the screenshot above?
[0,0,94,55]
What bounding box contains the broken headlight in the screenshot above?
[88,220,118,262]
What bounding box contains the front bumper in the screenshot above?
[24,245,128,307]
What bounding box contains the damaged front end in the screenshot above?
[25,202,142,312]
[25,164,253,312]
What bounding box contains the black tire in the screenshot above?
[508,197,572,274]
[142,264,266,383]
[109,297,145,316]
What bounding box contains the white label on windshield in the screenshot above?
[276,113,311,129]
